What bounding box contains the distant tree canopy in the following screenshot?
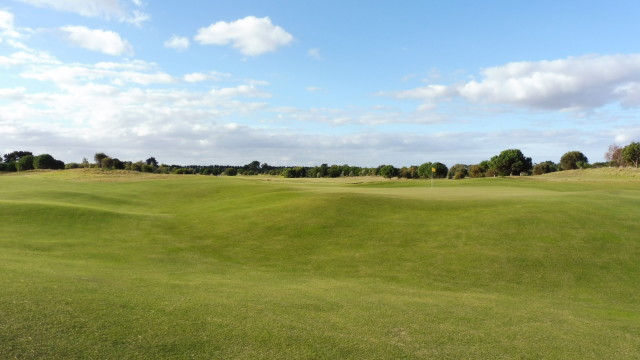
[0,151,64,172]
[490,149,532,176]
[3,151,32,163]
[560,151,589,170]
[6,142,640,177]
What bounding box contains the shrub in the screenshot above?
[560,151,588,170]
[16,155,34,171]
[223,168,238,176]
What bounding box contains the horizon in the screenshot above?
[2,1,640,166]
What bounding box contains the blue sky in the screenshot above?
[2,0,640,166]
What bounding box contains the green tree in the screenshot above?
[490,149,532,176]
[3,151,32,163]
[398,166,419,179]
[432,162,448,178]
[560,151,588,170]
[532,161,558,175]
[3,162,17,172]
[100,157,115,169]
[94,153,109,167]
[223,168,238,176]
[33,154,56,169]
[417,162,433,178]
[447,164,468,179]
[378,165,398,179]
[622,142,640,167]
[16,155,34,171]
[146,157,158,167]
[328,165,342,178]
[468,164,485,178]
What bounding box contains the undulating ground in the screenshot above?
[1,169,639,359]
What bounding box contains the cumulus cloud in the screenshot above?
[164,35,190,51]
[395,54,640,112]
[194,16,293,56]
[60,26,133,56]
[14,0,150,25]
[0,10,23,38]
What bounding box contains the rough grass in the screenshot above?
[1,169,639,359]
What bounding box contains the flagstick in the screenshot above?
[431,167,435,189]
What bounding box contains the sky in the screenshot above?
[2,0,640,167]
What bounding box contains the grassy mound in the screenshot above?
[1,171,639,358]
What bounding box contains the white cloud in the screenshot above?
[0,87,27,100]
[0,50,59,67]
[307,48,322,60]
[183,71,230,83]
[195,16,294,56]
[14,0,150,25]
[0,10,22,38]
[0,10,14,29]
[209,84,270,98]
[395,54,640,112]
[164,35,190,51]
[60,26,133,56]
[20,61,175,86]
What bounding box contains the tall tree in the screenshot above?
[94,153,108,166]
[3,151,32,163]
[146,157,158,167]
[622,142,640,167]
[490,149,532,176]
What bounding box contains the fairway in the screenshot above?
[1,170,639,359]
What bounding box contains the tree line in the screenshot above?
[0,151,65,172]
[2,142,640,178]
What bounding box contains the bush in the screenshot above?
[532,161,557,175]
[378,165,398,179]
[33,154,56,169]
[560,151,588,170]
[16,155,34,171]
[448,164,468,179]
[485,168,498,177]
[223,168,238,176]
[468,165,485,178]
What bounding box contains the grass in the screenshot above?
[1,169,639,359]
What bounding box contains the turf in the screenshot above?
[1,169,639,359]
